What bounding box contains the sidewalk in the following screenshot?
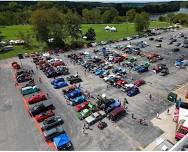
[144,106,177,151]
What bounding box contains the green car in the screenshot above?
[88,102,96,111]
[141,62,150,68]
[21,85,40,95]
[127,57,137,63]
[76,109,92,120]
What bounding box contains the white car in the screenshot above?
[85,110,106,126]
[103,74,115,81]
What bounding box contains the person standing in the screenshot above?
[167,109,170,115]
[131,112,134,119]
[149,94,152,100]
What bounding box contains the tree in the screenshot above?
[0,32,3,42]
[134,12,150,34]
[30,9,49,42]
[167,13,175,24]
[18,31,32,48]
[64,11,82,41]
[102,8,118,23]
[126,9,136,22]
[85,28,96,41]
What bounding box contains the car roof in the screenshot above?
[110,107,125,117]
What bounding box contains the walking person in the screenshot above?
[82,127,86,135]
[149,94,152,100]
[167,109,170,115]
[131,112,135,119]
[156,112,160,119]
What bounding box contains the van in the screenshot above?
[108,106,126,121]
[21,86,40,95]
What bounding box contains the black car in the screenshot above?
[149,37,154,41]
[29,103,54,117]
[41,116,64,131]
[43,124,65,141]
[173,48,180,52]
[67,75,82,84]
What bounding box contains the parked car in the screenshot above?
[27,92,47,104]
[77,108,92,120]
[67,75,82,84]
[41,116,64,131]
[35,110,55,122]
[104,100,121,114]
[108,106,126,121]
[21,85,40,95]
[120,84,134,92]
[134,79,145,87]
[74,101,89,112]
[51,78,65,85]
[127,87,140,97]
[53,81,68,89]
[53,133,72,150]
[62,85,77,95]
[70,95,86,106]
[65,89,82,99]
[85,110,106,125]
[43,124,65,141]
[29,103,54,117]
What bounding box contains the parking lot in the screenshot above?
[0,28,188,150]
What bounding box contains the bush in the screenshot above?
[70,41,85,49]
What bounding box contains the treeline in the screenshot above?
[159,13,188,26]
[0,1,181,25]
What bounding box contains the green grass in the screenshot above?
[0,21,170,60]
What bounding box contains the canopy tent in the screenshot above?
[53,133,70,150]
[110,27,117,32]
[104,25,111,30]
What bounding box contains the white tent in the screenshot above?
[105,26,111,30]
[110,27,117,32]
[83,36,87,39]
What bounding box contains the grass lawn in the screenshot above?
[0,21,170,60]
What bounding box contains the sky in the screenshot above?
[64,0,185,2]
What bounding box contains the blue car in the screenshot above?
[70,95,86,106]
[95,68,105,76]
[127,87,140,97]
[65,89,82,99]
[112,67,121,73]
[53,81,68,89]
[137,66,148,73]
[51,78,65,85]
[105,100,121,113]
[53,133,72,150]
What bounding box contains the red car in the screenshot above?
[35,110,55,122]
[134,79,145,87]
[27,92,47,104]
[113,56,125,63]
[74,101,89,112]
[115,79,126,88]
[52,61,65,67]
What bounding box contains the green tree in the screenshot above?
[102,8,118,23]
[30,9,49,42]
[18,31,32,48]
[85,28,96,41]
[167,13,175,24]
[134,12,149,33]
[64,11,82,41]
[126,9,136,22]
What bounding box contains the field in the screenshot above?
[0,21,170,60]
